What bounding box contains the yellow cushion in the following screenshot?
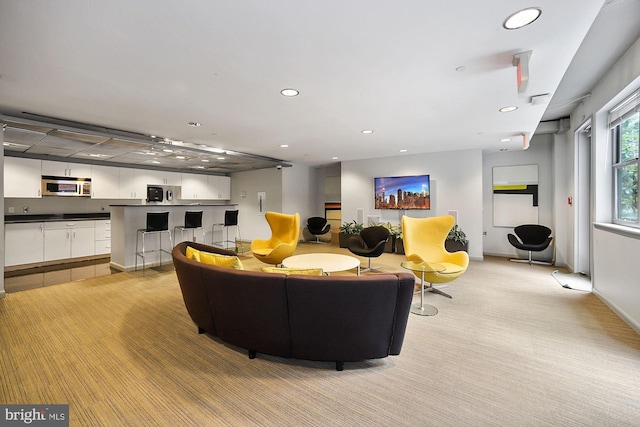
[186,246,244,270]
[261,267,324,276]
[186,246,201,261]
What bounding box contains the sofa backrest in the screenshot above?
[285,273,414,361]
[173,241,415,362]
[172,241,239,335]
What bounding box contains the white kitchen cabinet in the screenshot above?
[4,222,45,266]
[95,220,111,255]
[4,157,42,198]
[44,221,95,262]
[91,165,120,199]
[208,175,231,200]
[150,170,181,186]
[181,173,210,199]
[119,168,148,199]
[42,160,91,178]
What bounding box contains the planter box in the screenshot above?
[384,235,397,253]
[445,240,468,253]
[339,232,361,248]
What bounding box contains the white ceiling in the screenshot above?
[1,0,639,173]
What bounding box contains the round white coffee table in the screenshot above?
[283,253,360,275]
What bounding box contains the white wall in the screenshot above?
[230,168,283,241]
[482,135,556,261]
[341,149,483,261]
[567,36,640,333]
[282,163,315,230]
[593,226,640,332]
[231,164,317,241]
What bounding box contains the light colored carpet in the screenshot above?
[1,243,639,426]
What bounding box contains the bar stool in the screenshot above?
[212,210,245,253]
[135,211,172,273]
[174,210,204,243]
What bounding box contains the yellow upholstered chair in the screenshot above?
[401,215,469,299]
[251,211,301,266]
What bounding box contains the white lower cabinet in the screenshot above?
[4,222,45,266]
[44,221,96,262]
[95,220,111,255]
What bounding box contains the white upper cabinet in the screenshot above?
[159,171,181,186]
[4,157,42,198]
[208,175,231,200]
[181,173,210,200]
[42,160,91,178]
[119,168,148,199]
[91,165,120,199]
[140,170,182,186]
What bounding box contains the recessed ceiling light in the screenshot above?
[500,138,512,142]
[188,122,201,127]
[280,144,289,148]
[332,156,339,160]
[280,88,299,97]
[201,159,210,163]
[217,157,225,160]
[503,8,541,30]
[176,155,186,160]
[151,160,160,164]
[499,106,518,113]
[163,148,173,153]
[361,129,374,134]
[399,149,407,153]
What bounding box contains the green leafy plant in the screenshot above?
[373,221,401,237]
[339,220,364,235]
[447,224,468,244]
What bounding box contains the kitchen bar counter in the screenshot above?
[109,204,237,271]
[5,213,110,223]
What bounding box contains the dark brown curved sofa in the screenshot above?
[172,241,415,370]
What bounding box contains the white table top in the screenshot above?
[283,253,360,274]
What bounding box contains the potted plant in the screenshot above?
[445,224,469,252]
[338,220,363,248]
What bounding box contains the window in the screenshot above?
[611,89,640,226]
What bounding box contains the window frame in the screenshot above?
[611,90,640,228]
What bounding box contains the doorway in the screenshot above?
[574,121,591,276]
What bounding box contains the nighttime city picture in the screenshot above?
[374,175,431,210]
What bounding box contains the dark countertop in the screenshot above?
[5,213,111,224]
[109,203,236,207]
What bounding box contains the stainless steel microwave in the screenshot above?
[41,176,91,197]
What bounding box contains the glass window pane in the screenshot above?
[619,112,639,162]
[616,164,638,221]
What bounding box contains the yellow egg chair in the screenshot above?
[401,215,469,300]
[251,211,301,266]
